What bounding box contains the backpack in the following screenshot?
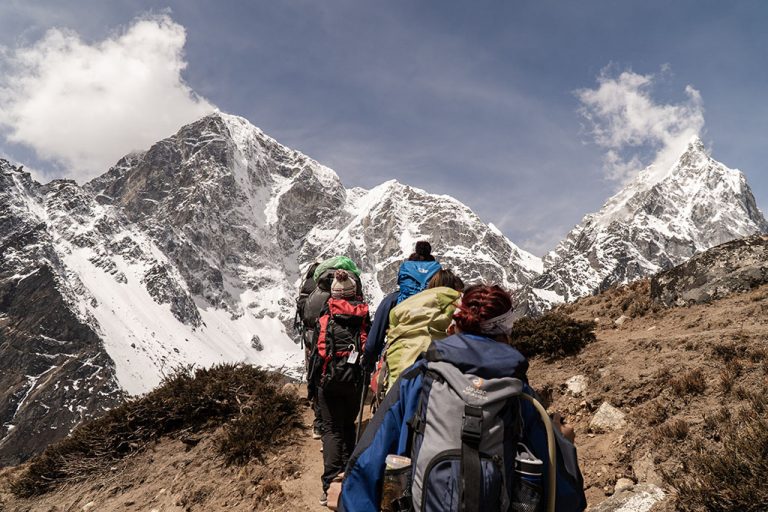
[385,286,460,388]
[299,257,363,332]
[315,298,370,387]
[370,287,460,408]
[406,359,554,512]
[295,262,321,344]
[396,261,441,304]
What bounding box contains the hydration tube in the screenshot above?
[521,393,556,512]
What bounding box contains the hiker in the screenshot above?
[363,241,441,371]
[339,284,587,512]
[295,262,323,435]
[300,257,363,439]
[370,269,465,404]
[308,269,371,507]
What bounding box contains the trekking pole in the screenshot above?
[355,372,370,442]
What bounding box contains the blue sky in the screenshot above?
[1,1,766,255]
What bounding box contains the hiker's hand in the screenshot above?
[552,412,575,443]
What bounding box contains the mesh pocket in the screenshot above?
[510,478,542,512]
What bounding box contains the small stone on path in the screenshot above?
[590,402,627,431]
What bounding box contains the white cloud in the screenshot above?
[0,14,215,181]
[576,67,704,182]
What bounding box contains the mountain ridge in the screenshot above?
[516,136,768,315]
[0,112,542,463]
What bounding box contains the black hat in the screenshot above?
[415,240,432,257]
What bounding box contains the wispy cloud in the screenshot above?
[0,13,214,181]
[576,67,705,183]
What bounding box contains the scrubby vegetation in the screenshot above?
[666,393,768,511]
[509,311,596,359]
[11,364,302,497]
[670,368,706,397]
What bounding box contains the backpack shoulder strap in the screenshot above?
[461,404,483,512]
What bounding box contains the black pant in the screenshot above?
[317,380,361,491]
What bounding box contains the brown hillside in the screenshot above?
[529,279,768,510]
[2,281,767,511]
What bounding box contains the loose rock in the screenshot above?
[590,402,627,432]
[614,478,634,493]
[566,375,589,397]
[590,483,665,512]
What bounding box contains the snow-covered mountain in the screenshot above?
[516,137,768,315]
[0,112,542,463]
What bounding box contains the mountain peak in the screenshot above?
[686,135,706,153]
[521,142,767,313]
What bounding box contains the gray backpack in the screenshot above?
[407,361,552,512]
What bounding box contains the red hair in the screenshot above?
[453,284,513,335]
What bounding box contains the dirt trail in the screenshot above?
[281,405,327,511]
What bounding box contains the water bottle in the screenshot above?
[381,454,412,512]
[511,442,543,512]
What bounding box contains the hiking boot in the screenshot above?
[312,425,322,439]
[319,491,328,506]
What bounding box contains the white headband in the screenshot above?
[479,308,516,336]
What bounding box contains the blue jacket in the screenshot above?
[364,291,399,365]
[340,334,586,512]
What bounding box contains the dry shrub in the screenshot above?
[644,401,669,426]
[656,418,689,441]
[217,394,301,465]
[670,368,706,397]
[749,347,767,363]
[712,343,748,362]
[667,406,768,511]
[509,312,596,359]
[718,361,742,394]
[718,368,735,394]
[11,364,301,497]
[734,385,749,400]
[703,407,732,442]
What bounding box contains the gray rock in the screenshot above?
[566,375,589,397]
[632,452,663,487]
[651,234,768,307]
[590,402,627,432]
[590,483,665,512]
[614,478,635,493]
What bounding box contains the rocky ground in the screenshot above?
[2,278,767,511]
[530,279,768,510]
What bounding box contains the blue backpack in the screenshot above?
[397,261,441,304]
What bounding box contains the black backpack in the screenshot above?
[298,266,363,333]
[311,298,370,387]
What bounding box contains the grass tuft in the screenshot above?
[670,368,706,397]
[666,401,768,511]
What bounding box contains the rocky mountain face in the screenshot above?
[516,138,768,315]
[0,112,542,464]
[0,162,123,465]
[651,233,768,307]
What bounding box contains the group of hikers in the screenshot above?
[295,241,586,512]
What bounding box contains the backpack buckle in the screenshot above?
[462,405,483,444]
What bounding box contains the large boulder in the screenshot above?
[651,234,768,307]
